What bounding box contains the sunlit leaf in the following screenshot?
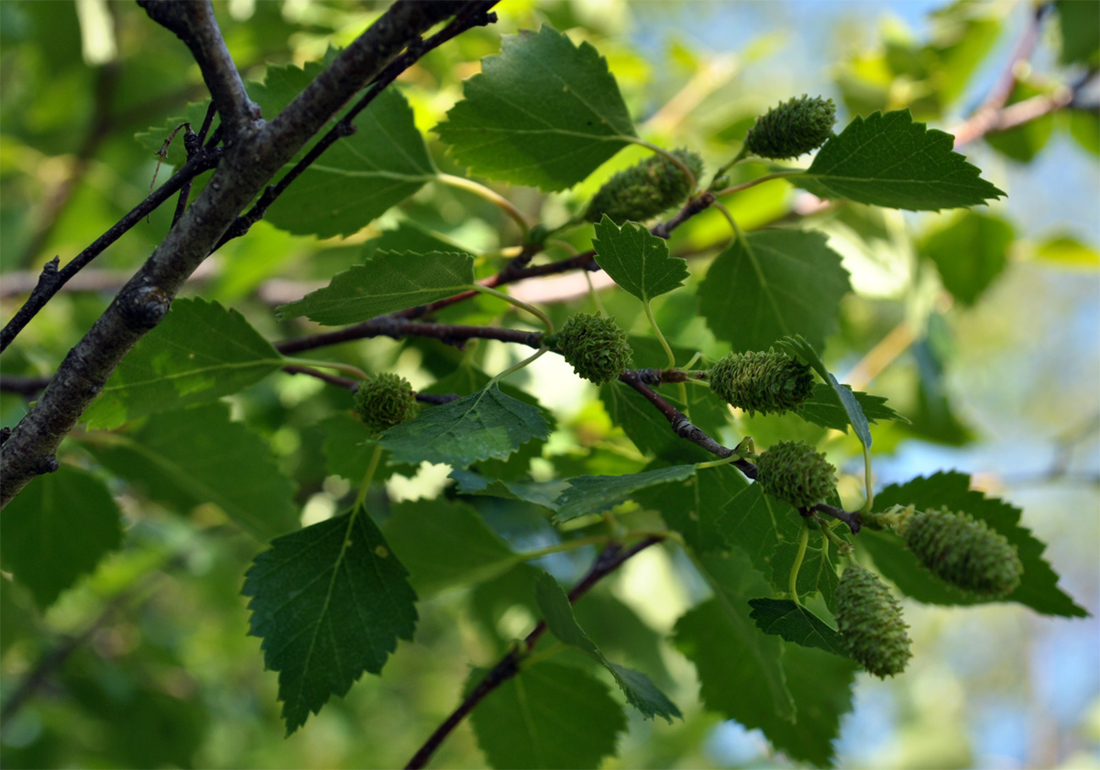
[592,216,688,302]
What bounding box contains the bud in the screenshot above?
[744,95,836,160]
[353,373,418,434]
[835,565,912,679]
[584,149,704,225]
[709,349,814,416]
[553,313,632,385]
[903,508,1023,598]
[754,440,836,509]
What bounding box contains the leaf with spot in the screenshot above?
[242,506,417,734]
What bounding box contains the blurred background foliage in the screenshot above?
[1,0,1097,767]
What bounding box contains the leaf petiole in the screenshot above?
[788,521,811,606]
[435,173,531,235]
[284,356,368,381]
[471,284,554,334]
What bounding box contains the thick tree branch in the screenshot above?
[1,0,494,507]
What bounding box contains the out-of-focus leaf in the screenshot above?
[985,82,1056,163]
[1033,235,1100,268]
[1056,0,1100,66]
[552,464,697,522]
[919,210,1014,305]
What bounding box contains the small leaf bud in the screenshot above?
[584,149,704,225]
[353,373,418,434]
[555,313,632,385]
[754,440,836,510]
[744,95,836,160]
[902,508,1023,598]
[835,565,912,678]
[709,349,814,416]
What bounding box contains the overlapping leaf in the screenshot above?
[468,662,627,769]
[251,60,435,238]
[798,110,1005,210]
[553,464,698,523]
[436,25,636,191]
[748,598,849,657]
[242,507,417,734]
[380,384,550,467]
[277,250,474,325]
[699,231,850,354]
[0,466,123,609]
[83,298,284,429]
[779,335,873,447]
[535,573,681,722]
[634,463,749,554]
[84,403,298,541]
[865,472,1086,617]
[592,216,689,302]
[797,383,907,435]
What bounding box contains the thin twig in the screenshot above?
[404,537,662,770]
[277,318,543,356]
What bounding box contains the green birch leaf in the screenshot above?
[242,507,417,735]
[553,464,698,523]
[714,479,802,575]
[318,413,416,483]
[276,250,475,325]
[450,469,566,511]
[0,466,123,609]
[779,335,872,447]
[380,384,551,467]
[84,403,298,541]
[761,643,858,768]
[468,662,627,769]
[866,472,1087,617]
[747,598,849,658]
[699,231,850,354]
[598,378,715,464]
[382,498,519,596]
[770,533,841,612]
[535,573,682,722]
[591,216,689,302]
[251,60,435,238]
[1056,0,1100,65]
[436,25,636,191]
[674,552,795,727]
[634,463,750,554]
[796,383,908,434]
[798,110,1005,210]
[84,298,284,429]
[919,210,1014,306]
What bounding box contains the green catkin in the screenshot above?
[552,313,632,385]
[353,373,418,434]
[709,350,814,416]
[744,95,836,160]
[754,440,836,509]
[903,507,1023,598]
[584,149,704,225]
[835,565,912,678]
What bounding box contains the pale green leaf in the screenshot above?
[436,25,636,191]
[242,507,417,734]
[84,403,298,541]
[277,250,474,325]
[592,216,689,302]
[251,60,435,238]
[535,573,682,722]
[0,466,122,609]
[699,230,850,354]
[468,662,627,769]
[919,210,1014,306]
[798,109,1005,210]
[553,464,698,523]
[748,598,849,658]
[380,384,551,467]
[84,298,283,429]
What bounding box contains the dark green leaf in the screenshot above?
[381,384,551,467]
[84,403,298,541]
[319,413,415,483]
[553,464,697,523]
[242,507,418,734]
[251,61,435,238]
[468,662,627,769]
[382,498,518,596]
[450,469,565,510]
[675,552,795,725]
[135,101,213,167]
[1056,0,1100,65]
[277,250,474,325]
[436,25,636,191]
[984,82,1055,163]
[715,481,801,575]
[919,210,1014,306]
[592,216,688,302]
[598,379,713,463]
[867,472,1087,617]
[748,598,849,657]
[779,335,872,447]
[770,533,842,612]
[699,230,850,354]
[535,573,681,722]
[634,463,749,554]
[84,298,283,429]
[799,110,1005,210]
[0,466,122,609]
[797,383,908,434]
